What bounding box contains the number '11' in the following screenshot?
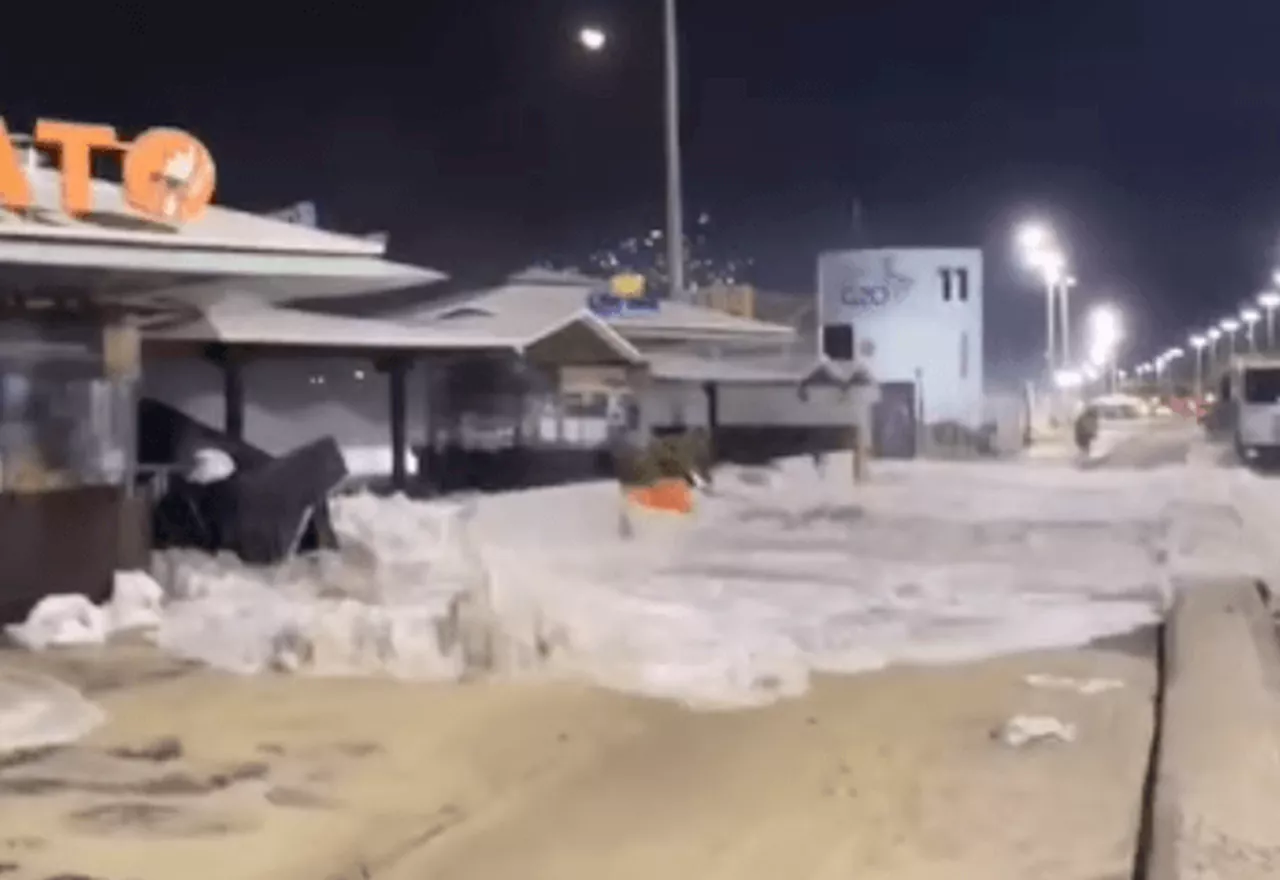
[939,267,969,302]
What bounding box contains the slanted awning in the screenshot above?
[395,273,797,346]
[142,296,644,367]
[398,284,645,366]
[143,297,496,355]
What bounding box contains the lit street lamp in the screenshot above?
[1241,307,1262,352]
[1205,326,1223,377]
[577,26,607,51]
[1087,303,1123,392]
[1016,223,1067,380]
[1018,221,1070,383]
[577,4,686,301]
[1160,347,1185,396]
[1016,223,1050,254]
[661,0,685,300]
[1258,290,1280,349]
[1189,334,1208,399]
[1220,317,1242,357]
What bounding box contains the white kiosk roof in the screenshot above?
[0,165,443,303]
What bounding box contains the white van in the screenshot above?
[1222,355,1280,462]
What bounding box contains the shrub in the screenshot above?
[648,436,689,480]
[612,441,661,487]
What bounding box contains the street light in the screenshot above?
[1189,334,1208,398]
[577,7,686,301]
[1205,326,1223,377]
[1015,222,1067,379]
[1258,290,1280,349]
[1160,347,1185,397]
[1017,223,1051,254]
[1060,274,1078,365]
[1220,317,1242,357]
[577,26,607,51]
[1087,303,1123,392]
[661,0,685,301]
[1241,307,1262,351]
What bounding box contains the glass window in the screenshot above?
[1242,368,1280,404]
[0,318,134,492]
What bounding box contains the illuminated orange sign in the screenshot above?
[0,119,216,224]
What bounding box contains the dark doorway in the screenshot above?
[873,381,918,459]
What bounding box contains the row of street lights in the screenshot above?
[1015,222,1124,394]
[1132,279,1280,399]
[1015,223,1078,375]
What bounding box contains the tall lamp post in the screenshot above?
[1162,347,1185,397]
[662,0,686,301]
[1241,307,1262,352]
[1220,317,1242,358]
[579,10,687,301]
[1258,290,1280,350]
[1059,274,1078,366]
[1206,326,1223,377]
[1141,360,1162,396]
[1016,223,1067,381]
[1189,334,1208,399]
[1087,303,1123,393]
[1153,354,1167,395]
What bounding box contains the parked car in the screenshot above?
[1089,393,1146,420]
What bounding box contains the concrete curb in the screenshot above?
[1148,580,1280,878]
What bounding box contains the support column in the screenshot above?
[702,381,719,472]
[102,316,140,483]
[381,355,410,493]
[205,345,245,441]
[554,367,567,446]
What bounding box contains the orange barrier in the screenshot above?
[625,478,694,515]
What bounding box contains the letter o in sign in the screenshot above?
[122,128,216,223]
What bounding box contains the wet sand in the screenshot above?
[0,634,1155,880]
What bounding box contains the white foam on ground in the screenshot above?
[458,454,1193,706]
[143,443,1256,709]
[6,595,110,651]
[0,670,105,752]
[150,497,482,679]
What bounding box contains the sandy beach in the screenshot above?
[0,630,1154,880]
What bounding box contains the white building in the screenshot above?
[817,248,984,429]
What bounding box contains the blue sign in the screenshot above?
[587,289,661,318]
[839,255,913,313]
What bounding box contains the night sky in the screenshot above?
[3,2,1279,374]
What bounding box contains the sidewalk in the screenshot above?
[0,641,1156,880]
[1151,580,1280,878]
